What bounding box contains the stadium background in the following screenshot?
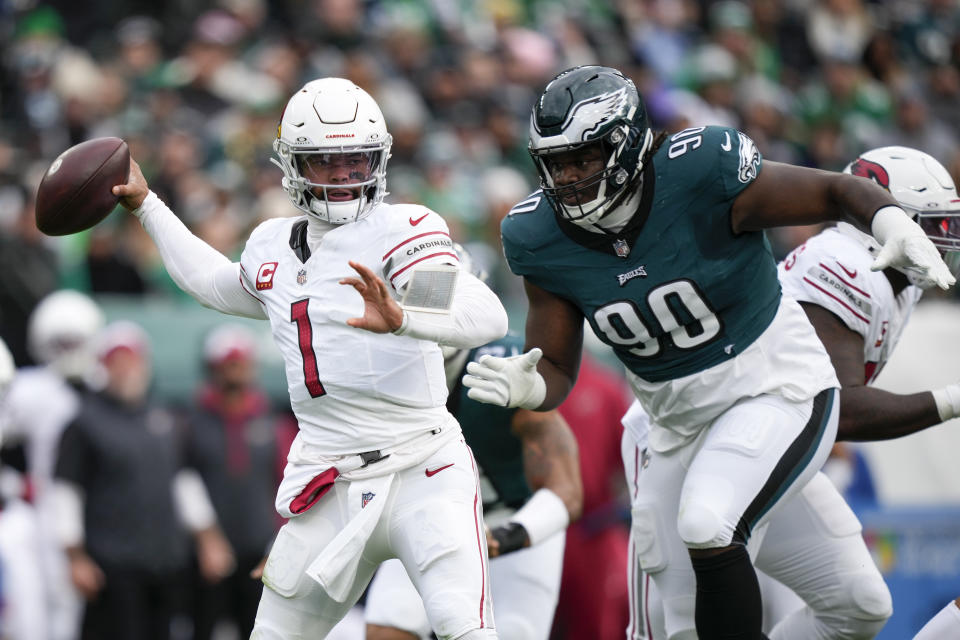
[1,0,960,637]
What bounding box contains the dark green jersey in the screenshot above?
[448,333,532,511]
[503,126,781,382]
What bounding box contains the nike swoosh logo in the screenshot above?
[721,132,732,151]
[425,463,454,477]
[409,213,429,226]
[836,261,857,279]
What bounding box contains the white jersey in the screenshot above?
[1,367,79,499]
[239,203,458,455]
[778,225,923,385]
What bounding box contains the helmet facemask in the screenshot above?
[915,210,960,254]
[531,126,651,226]
[273,140,390,224]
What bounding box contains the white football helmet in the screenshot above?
[272,78,392,224]
[27,290,104,381]
[841,146,960,283]
[844,146,960,249]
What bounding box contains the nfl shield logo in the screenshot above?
[613,239,630,258]
[361,492,375,508]
[297,269,307,285]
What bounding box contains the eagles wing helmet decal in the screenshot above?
[561,88,630,140]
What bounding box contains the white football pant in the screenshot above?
[366,528,565,640]
[622,393,891,640]
[251,436,497,640]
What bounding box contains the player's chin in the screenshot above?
[557,187,599,207]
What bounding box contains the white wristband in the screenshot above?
[870,205,922,244]
[509,488,570,546]
[932,385,960,422]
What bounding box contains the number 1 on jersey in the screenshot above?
[290,299,326,398]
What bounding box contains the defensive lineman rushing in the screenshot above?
[462,66,955,639]
[112,78,508,638]
[622,146,960,640]
[365,250,582,640]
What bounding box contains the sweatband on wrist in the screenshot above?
[490,522,529,555]
[870,205,921,243]
[932,384,960,422]
[509,488,569,546]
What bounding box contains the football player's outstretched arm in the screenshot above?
[801,302,959,441]
[487,408,582,557]
[731,161,955,290]
[113,159,267,319]
[464,279,583,410]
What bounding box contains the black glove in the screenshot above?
[489,522,530,556]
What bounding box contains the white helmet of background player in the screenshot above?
[27,290,104,381]
[841,146,960,281]
[272,78,393,224]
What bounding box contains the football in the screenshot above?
[35,137,130,236]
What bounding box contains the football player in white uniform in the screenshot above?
[0,336,44,640]
[0,290,104,640]
[112,78,508,639]
[621,146,960,640]
[364,247,583,640]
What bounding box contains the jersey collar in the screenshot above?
[553,159,656,258]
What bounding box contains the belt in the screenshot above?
[358,449,389,467]
[354,425,445,469]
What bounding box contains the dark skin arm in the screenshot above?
[522,279,585,410]
[525,163,901,410]
[801,302,942,441]
[488,408,583,557]
[731,161,899,234]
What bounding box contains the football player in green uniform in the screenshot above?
[462,65,955,639]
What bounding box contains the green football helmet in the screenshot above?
[529,66,652,226]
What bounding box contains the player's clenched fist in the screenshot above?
[463,347,546,409]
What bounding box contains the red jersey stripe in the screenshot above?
[802,276,870,323]
[382,231,451,261]
[238,265,265,304]
[818,263,871,298]
[388,252,459,283]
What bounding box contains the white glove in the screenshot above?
[870,205,956,290]
[463,348,547,409]
[933,384,960,422]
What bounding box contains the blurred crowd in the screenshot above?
[1,0,960,366]
[1,0,960,637]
